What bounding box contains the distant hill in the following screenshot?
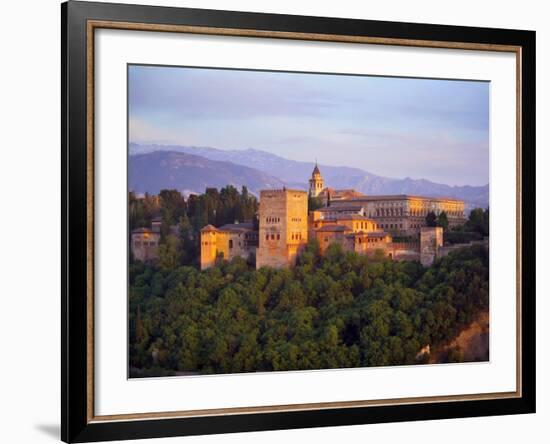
[129,143,489,209]
[129,151,287,196]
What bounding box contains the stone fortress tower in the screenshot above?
[308,162,324,197]
[256,188,309,269]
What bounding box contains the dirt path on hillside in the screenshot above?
[430,311,489,363]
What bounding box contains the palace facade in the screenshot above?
[196,163,466,270]
[320,194,466,234]
[131,217,162,262]
[315,173,466,235]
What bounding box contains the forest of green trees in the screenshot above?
[129,240,489,377]
[128,188,489,377]
[425,207,489,244]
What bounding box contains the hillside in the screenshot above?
[128,151,286,195]
[129,143,489,208]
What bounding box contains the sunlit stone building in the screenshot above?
[310,165,466,234]
[200,222,258,270]
[256,189,309,269]
[199,163,466,269]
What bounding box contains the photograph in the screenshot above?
[54,1,538,441]
[127,65,490,378]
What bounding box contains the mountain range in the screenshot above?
[129,143,489,209]
[129,151,286,196]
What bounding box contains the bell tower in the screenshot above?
[308,161,324,197]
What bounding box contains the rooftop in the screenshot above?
[334,194,464,203]
[319,215,376,222]
[316,225,348,233]
[319,188,365,198]
[200,224,219,232]
[336,214,375,221]
[317,205,364,213]
[346,231,389,239]
[131,227,157,234]
[260,188,307,195]
[218,222,256,232]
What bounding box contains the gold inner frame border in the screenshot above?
[85,19,523,423]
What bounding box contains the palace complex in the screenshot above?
[197,164,466,270]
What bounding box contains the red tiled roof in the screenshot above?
[200,224,219,232]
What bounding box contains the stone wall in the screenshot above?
[420,227,444,266]
[131,230,161,262]
[256,189,308,268]
[439,238,489,258]
[200,226,257,270]
[200,228,227,270]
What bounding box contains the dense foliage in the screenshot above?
[308,195,325,211]
[425,210,449,230]
[129,242,489,377]
[445,208,489,245]
[424,208,489,245]
[444,231,484,245]
[462,208,490,237]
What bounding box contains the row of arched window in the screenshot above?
[356,237,381,244]
[376,208,404,217]
[354,221,372,231]
[378,223,403,230]
[134,240,157,247]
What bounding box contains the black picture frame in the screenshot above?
[61,1,536,442]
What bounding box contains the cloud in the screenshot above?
[129,117,186,144]
[128,65,489,186]
[129,66,341,121]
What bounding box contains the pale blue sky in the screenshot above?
[129,65,489,186]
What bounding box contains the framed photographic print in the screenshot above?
[61,1,536,442]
